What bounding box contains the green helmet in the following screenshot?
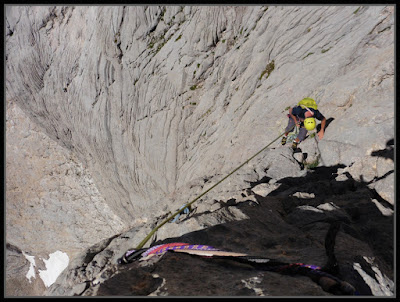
[304,117,316,131]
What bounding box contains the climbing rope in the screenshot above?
[133,126,295,250]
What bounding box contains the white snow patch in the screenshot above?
[38,251,69,287]
[297,205,323,213]
[317,202,340,211]
[353,257,394,296]
[22,251,36,283]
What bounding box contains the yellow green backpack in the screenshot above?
[298,98,318,110]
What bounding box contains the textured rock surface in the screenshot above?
[46,165,394,297]
[5,98,126,294]
[6,243,47,296]
[5,5,394,296]
[6,99,126,254]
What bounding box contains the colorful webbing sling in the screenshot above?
[118,242,254,263]
[119,242,222,264]
[142,243,221,258]
[118,242,356,295]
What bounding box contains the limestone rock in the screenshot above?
[46,165,393,297]
[251,182,281,197]
[5,244,46,296]
[5,98,126,295]
[6,6,394,226]
[5,5,394,296]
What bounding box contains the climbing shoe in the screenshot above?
[292,141,298,150]
[281,136,287,145]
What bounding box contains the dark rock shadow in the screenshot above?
[147,165,393,296]
[266,165,393,261]
[370,138,394,161]
[316,117,334,133]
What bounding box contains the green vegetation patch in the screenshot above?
[304,157,320,169]
[148,40,155,49]
[302,52,314,60]
[156,41,166,53]
[259,60,275,80]
[321,47,332,53]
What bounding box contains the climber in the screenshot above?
[281,98,327,149]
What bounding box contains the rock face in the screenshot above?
[6,98,126,295]
[46,164,394,297]
[5,5,394,296]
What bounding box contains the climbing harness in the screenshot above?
[286,125,299,144]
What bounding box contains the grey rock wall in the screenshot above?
[46,164,394,297]
[6,98,126,295]
[6,5,394,296]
